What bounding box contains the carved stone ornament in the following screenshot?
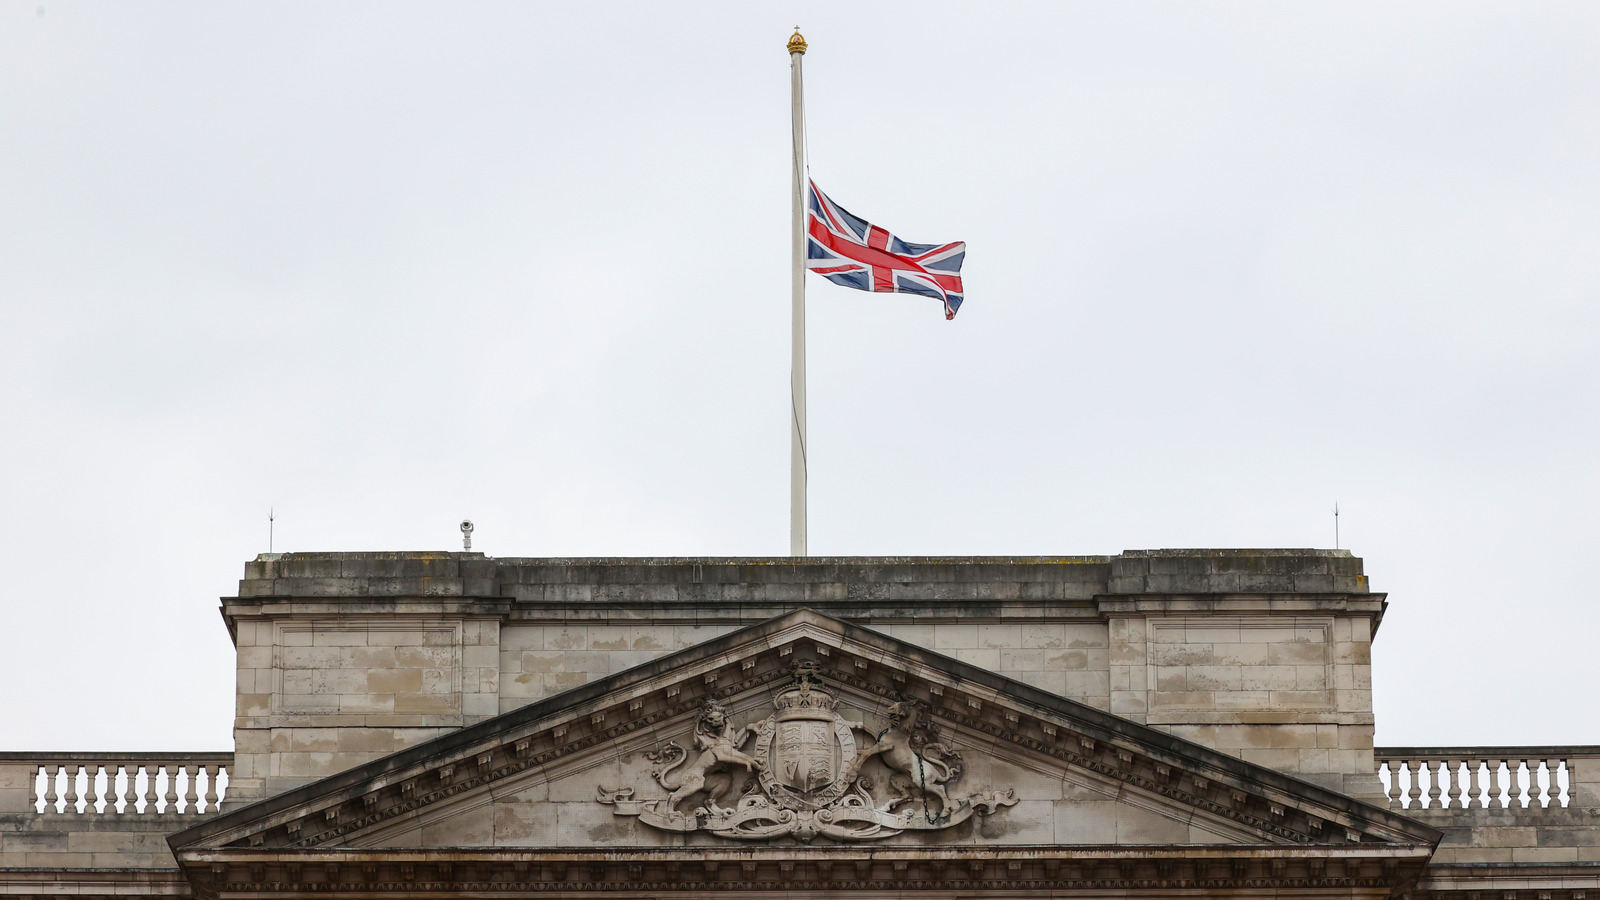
[598,663,1016,842]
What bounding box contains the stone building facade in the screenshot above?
[1,549,1595,899]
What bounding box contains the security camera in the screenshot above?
[460,520,475,533]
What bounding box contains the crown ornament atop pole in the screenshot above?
[787,27,807,55]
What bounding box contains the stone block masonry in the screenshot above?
[222,549,1383,798]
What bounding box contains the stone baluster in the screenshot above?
[132,764,146,813]
[85,765,101,813]
[65,765,83,814]
[1445,759,1464,808]
[1470,758,1489,808]
[1555,758,1570,807]
[144,765,159,814]
[1487,758,1502,808]
[203,765,220,813]
[183,766,199,814]
[143,764,158,813]
[1405,760,1424,809]
[1425,760,1443,809]
[57,759,73,810]
[101,765,115,813]
[127,765,143,813]
[1518,758,1534,808]
[146,765,161,813]
[86,764,100,813]
[98,765,112,812]
[114,765,131,814]
[42,765,58,814]
[1538,759,1557,808]
[163,765,179,814]
[1380,761,1397,807]
[1495,758,1515,808]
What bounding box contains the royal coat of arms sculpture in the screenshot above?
[598,663,1016,842]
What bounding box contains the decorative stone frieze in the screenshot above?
[177,846,1436,897]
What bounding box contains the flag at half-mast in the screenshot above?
[805,180,967,319]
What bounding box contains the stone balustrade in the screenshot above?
[1376,747,1600,811]
[0,753,232,815]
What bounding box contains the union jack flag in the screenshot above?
[805,180,966,319]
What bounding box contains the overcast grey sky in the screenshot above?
[2,2,1597,751]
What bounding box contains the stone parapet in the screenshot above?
[0,753,232,816]
[1377,747,1600,812]
[1108,548,1372,597]
[232,550,1369,608]
[1375,747,1600,866]
[0,753,231,870]
[232,552,1119,610]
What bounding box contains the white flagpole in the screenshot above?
[788,28,808,557]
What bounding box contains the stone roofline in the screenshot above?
[230,549,1370,596]
[225,548,1380,642]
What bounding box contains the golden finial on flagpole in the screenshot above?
[787,27,807,55]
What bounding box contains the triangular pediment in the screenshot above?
[172,609,1438,896]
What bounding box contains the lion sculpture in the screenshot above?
[650,699,764,816]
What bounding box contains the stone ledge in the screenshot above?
[231,550,1371,603]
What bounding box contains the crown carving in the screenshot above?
[773,661,836,717]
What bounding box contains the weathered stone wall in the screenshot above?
[221,550,1382,797]
[1419,804,1600,864]
[1105,607,1377,797]
[495,620,1112,715]
[0,813,188,868]
[228,609,503,800]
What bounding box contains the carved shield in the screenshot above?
[753,693,858,811]
[775,719,836,792]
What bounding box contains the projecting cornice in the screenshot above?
[221,550,1385,645]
